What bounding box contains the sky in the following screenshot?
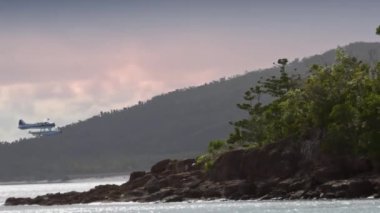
[0,0,379,142]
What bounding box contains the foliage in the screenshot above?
[208,140,227,153]
[227,58,302,145]
[308,51,379,155]
[196,140,229,170]
[377,25,380,35]
[226,49,380,160]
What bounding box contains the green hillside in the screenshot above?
[0,42,379,181]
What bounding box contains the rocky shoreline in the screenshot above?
[5,138,380,206]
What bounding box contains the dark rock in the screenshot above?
[129,171,146,182]
[167,159,198,173]
[255,180,278,197]
[125,189,145,197]
[351,157,373,174]
[209,138,303,182]
[183,188,203,198]
[203,188,222,198]
[277,178,307,192]
[208,150,245,181]
[289,190,305,199]
[121,173,153,190]
[318,178,375,198]
[151,159,171,174]
[303,190,319,199]
[165,195,184,202]
[5,197,33,206]
[144,176,160,193]
[370,177,380,193]
[200,182,223,198]
[5,140,380,206]
[243,139,302,182]
[223,180,256,199]
[311,166,343,184]
[143,187,175,202]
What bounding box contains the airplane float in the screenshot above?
[18,119,61,137]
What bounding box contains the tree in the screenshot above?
[227,50,379,159]
[305,50,379,155]
[228,58,302,145]
[377,25,380,35]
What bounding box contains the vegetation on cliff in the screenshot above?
[198,31,380,169]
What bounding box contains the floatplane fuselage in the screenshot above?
[18,119,61,137]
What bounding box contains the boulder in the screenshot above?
[129,171,146,182]
[318,178,375,198]
[209,138,303,182]
[208,150,245,181]
[151,159,172,174]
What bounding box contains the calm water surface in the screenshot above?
[1,177,379,213]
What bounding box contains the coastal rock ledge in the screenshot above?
[5,140,380,205]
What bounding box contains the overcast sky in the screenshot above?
[0,0,379,141]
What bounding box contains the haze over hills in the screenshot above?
[0,42,379,181]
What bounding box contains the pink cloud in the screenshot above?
[4,30,335,142]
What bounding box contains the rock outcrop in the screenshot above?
[5,139,380,206]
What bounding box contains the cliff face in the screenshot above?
[5,137,380,206]
[207,137,378,199]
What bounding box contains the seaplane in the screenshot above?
[18,119,62,137]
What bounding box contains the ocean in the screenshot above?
[1,177,379,213]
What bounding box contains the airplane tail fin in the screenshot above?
[19,119,26,125]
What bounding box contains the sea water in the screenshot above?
[1,177,380,213]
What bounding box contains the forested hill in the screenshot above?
[0,42,379,181]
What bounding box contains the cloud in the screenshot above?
[1,28,330,141]
[0,37,235,142]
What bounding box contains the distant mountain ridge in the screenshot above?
[0,42,379,181]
